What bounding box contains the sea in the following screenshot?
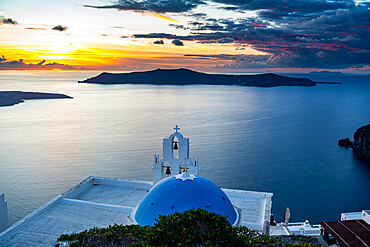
[0,70,369,226]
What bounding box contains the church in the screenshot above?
[0,127,273,246]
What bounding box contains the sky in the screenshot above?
[0,0,369,73]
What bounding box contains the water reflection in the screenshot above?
[0,71,369,226]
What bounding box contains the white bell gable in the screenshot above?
[152,125,199,184]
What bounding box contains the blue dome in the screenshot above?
[134,173,237,226]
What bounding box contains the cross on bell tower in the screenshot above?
[174,125,180,132]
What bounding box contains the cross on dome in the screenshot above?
[173,125,180,132]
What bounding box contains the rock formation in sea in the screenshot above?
[339,124,370,161]
[79,68,317,87]
[338,138,353,147]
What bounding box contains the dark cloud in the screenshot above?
[84,0,205,13]
[2,18,18,25]
[201,37,234,44]
[221,6,241,11]
[52,25,68,32]
[184,54,274,69]
[299,10,353,29]
[0,56,76,70]
[153,40,165,44]
[185,54,270,61]
[214,0,355,21]
[94,0,370,69]
[90,0,355,18]
[169,24,188,30]
[182,12,208,19]
[132,32,242,42]
[172,39,184,46]
[132,33,194,40]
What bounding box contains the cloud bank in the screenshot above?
[2,18,18,25]
[84,0,205,13]
[172,39,184,46]
[111,0,369,69]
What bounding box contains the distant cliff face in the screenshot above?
[79,68,317,87]
[352,124,370,160]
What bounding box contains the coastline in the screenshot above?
[0,91,72,107]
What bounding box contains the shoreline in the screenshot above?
[0,91,72,107]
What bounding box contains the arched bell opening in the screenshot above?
[162,161,171,177]
[172,136,179,158]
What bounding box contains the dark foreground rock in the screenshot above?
[79,68,317,87]
[339,124,370,161]
[352,124,370,160]
[0,91,72,107]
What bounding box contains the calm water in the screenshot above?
[0,70,369,226]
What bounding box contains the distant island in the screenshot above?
[0,91,72,107]
[309,71,344,75]
[79,68,317,87]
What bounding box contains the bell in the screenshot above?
[173,142,179,150]
[165,166,171,175]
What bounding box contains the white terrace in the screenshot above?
[0,127,273,246]
[0,176,272,246]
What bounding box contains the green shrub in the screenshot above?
[56,208,320,247]
[144,208,239,246]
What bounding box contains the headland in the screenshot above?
[0,91,72,107]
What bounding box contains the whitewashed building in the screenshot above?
[0,127,273,246]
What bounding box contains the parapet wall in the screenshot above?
[0,194,8,233]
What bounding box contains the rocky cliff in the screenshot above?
[352,124,370,160]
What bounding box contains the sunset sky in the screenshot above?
[0,0,369,73]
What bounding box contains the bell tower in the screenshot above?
[153,125,199,184]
